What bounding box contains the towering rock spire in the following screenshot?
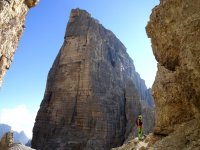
[32,8,154,150]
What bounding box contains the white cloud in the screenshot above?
[0,104,36,138]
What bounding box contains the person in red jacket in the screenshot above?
[136,115,143,140]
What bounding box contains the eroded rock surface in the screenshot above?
[32,8,155,150]
[111,133,160,150]
[0,131,34,150]
[9,144,35,150]
[0,0,38,86]
[146,0,200,149]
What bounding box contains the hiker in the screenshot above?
[136,115,143,140]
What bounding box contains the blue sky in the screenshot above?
[0,0,159,138]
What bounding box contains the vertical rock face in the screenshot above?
[146,0,200,149]
[32,8,154,150]
[0,0,38,86]
[0,131,14,150]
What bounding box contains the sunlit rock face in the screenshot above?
[146,0,200,149]
[0,0,38,86]
[25,0,39,8]
[32,8,155,150]
[0,131,34,150]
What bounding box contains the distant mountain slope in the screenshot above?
[14,131,29,145]
[25,139,32,147]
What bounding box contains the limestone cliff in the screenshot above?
[146,0,200,149]
[0,124,11,139]
[0,0,38,86]
[0,131,34,150]
[32,8,154,150]
[0,124,29,145]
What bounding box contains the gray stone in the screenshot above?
[32,8,155,150]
